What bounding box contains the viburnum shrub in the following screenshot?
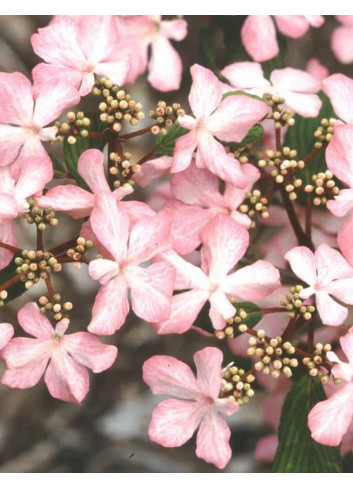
[2,14,353,472]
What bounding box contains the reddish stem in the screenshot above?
[0,242,22,254]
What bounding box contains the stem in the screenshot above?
[45,276,55,300]
[260,307,288,315]
[305,191,312,241]
[37,227,43,251]
[281,188,314,249]
[119,125,155,141]
[87,131,109,140]
[0,242,22,254]
[275,126,281,152]
[137,149,156,166]
[0,273,23,292]
[49,238,78,256]
[303,146,322,165]
[282,315,301,342]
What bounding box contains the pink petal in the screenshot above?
[196,132,248,187]
[196,410,232,469]
[127,213,172,265]
[209,290,236,330]
[315,243,353,282]
[162,250,210,290]
[0,221,16,270]
[88,258,119,285]
[15,155,53,201]
[207,94,269,142]
[91,193,129,263]
[255,434,278,463]
[222,260,280,300]
[77,149,110,194]
[63,332,117,373]
[331,26,353,64]
[221,61,269,91]
[32,64,83,96]
[133,155,172,187]
[338,214,353,266]
[154,289,209,335]
[340,327,353,365]
[88,274,129,335]
[160,19,187,41]
[171,130,197,173]
[0,125,30,167]
[171,161,218,205]
[143,355,202,399]
[326,125,353,188]
[148,36,183,92]
[128,262,175,323]
[323,74,353,125]
[0,193,17,220]
[327,189,353,217]
[0,72,34,126]
[285,246,317,286]
[33,83,80,128]
[188,64,223,118]
[309,382,353,446]
[95,60,130,88]
[241,16,278,62]
[316,291,348,326]
[149,399,206,447]
[1,338,52,388]
[274,15,309,38]
[194,347,223,399]
[200,215,249,283]
[44,347,89,404]
[0,323,14,350]
[35,185,94,219]
[18,302,54,338]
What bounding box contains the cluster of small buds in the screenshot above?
[149,101,185,135]
[0,290,8,308]
[304,171,340,206]
[302,343,332,380]
[55,111,91,144]
[222,364,255,405]
[23,198,58,230]
[214,305,249,340]
[38,294,73,322]
[14,250,62,289]
[313,118,337,149]
[109,151,140,188]
[248,333,299,379]
[264,94,295,128]
[232,146,250,164]
[280,285,316,320]
[258,147,305,201]
[67,237,93,268]
[239,189,269,226]
[93,78,144,131]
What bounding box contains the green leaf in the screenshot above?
[222,90,264,102]
[0,256,27,303]
[283,92,335,178]
[155,124,188,157]
[273,375,343,473]
[63,118,108,191]
[50,155,67,179]
[235,301,263,328]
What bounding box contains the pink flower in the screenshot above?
[221,62,322,118]
[164,161,259,255]
[116,15,187,92]
[36,149,154,222]
[0,156,53,269]
[241,15,324,62]
[331,16,353,64]
[172,64,269,186]
[143,347,239,469]
[1,302,117,404]
[306,58,329,82]
[0,323,14,351]
[0,71,80,167]
[154,214,280,334]
[87,193,175,335]
[31,16,129,96]
[285,244,353,326]
[308,327,353,446]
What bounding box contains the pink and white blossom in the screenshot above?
[221,62,322,118]
[87,193,175,335]
[331,16,353,64]
[285,244,353,326]
[0,71,80,167]
[31,16,129,96]
[154,214,280,334]
[241,15,324,62]
[173,64,269,186]
[309,327,353,446]
[143,347,239,469]
[0,323,14,351]
[1,302,117,404]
